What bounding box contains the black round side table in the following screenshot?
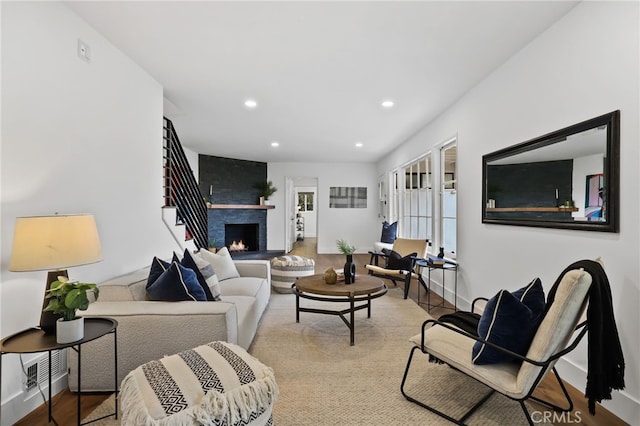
[0,317,118,425]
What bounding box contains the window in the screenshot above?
[390,138,456,258]
[441,143,457,257]
[377,176,387,220]
[399,155,432,242]
[297,192,314,212]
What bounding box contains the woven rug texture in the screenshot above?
[84,287,541,425]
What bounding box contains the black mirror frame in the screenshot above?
[482,110,620,232]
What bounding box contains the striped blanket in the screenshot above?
[120,341,278,426]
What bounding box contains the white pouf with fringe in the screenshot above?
[120,341,278,426]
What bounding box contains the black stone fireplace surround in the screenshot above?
[207,207,267,253]
[200,155,269,253]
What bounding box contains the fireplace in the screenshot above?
[225,223,259,252]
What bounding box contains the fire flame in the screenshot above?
[229,240,246,251]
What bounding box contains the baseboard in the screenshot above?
[556,358,639,425]
[0,374,67,425]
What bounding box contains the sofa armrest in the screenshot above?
[234,260,270,281]
[96,267,150,302]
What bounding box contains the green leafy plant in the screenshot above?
[336,239,356,255]
[44,276,99,321]
[253,180,278,200]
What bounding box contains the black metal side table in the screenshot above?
[0,317,118,425]
[416,259,458,312]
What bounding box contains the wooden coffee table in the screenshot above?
[293,274,387,345]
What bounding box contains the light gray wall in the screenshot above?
[267,162,379,254]
[377,2,639,422]
[1,2,181,422]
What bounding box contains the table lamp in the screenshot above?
[9,214,103,334]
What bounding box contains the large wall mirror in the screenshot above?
[482,110,619,232]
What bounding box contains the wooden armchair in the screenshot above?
[365,238,429,299]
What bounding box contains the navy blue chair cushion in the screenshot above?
[380,221,398,244]
[472,278,545,365]
[146,257,206,302]
[385,249,417,271]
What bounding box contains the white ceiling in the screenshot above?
[66,1,578,163]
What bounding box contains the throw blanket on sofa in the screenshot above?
[120,341,279,426]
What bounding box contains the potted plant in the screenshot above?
[253,181,277,205]
[336,239,357,284]
[44,276,99,343]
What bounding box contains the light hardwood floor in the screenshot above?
[15,238,627,425]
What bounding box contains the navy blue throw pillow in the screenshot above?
[380,221,398,244]
[146,259,206,302]
[472,278,545,365]
[386,250,417,271]
[147,256,171,287]
[173,250,215,301]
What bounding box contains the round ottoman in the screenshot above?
[270,255,315,293]
[120,341,278,426]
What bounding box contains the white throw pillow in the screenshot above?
[197,247,240,281]
[190,250,221,300]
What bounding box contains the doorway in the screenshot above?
[285,177,318,252]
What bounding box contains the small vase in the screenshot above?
[344,254,356,284]
[324,268,338,284]
[56,317,84,344]
[437,247,445,258]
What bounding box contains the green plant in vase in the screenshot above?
[44,276,99,343]
[336,239,356,255]
[253,180,277,204]
[336,239,357,284]
[45,276,99,321]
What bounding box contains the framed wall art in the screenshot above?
[329,187,367,208]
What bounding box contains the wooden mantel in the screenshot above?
[208,204,275,210]
[487,207,578,213]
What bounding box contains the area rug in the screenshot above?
[84,288,543,425]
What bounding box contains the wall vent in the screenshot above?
[23,350,66,392]
[25,363,38,391]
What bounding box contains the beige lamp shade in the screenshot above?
[9,214,103,271]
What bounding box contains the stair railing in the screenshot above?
[163,117,208,249]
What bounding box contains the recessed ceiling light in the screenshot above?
[381,100,395,108]
[271,141,279,147]
[244,99,258,109]
[355,142,363,148]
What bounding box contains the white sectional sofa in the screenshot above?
[68,259,271,392]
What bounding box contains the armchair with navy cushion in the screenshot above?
[400,259,625,425]
[365,238,429,299]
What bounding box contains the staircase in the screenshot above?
[163,117,208,250]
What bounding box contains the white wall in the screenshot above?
[267,163,379,254]
[377,2,639,422]
[183,145,200,183]
[1,2,181,423]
